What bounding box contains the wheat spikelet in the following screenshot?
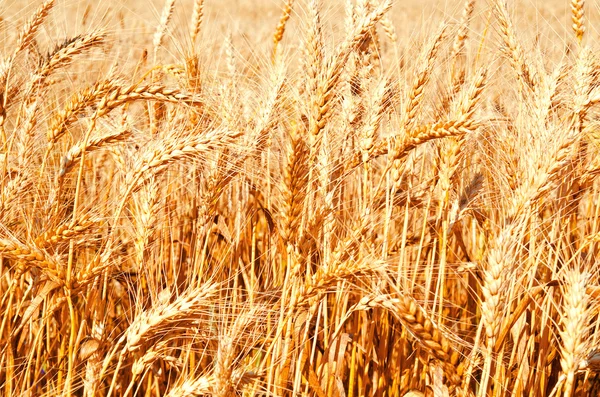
[510,127,580,215]
[213,308,264,396]
[82,340,103,397]
[477,222,522,395]
[14,99,39,168]
[0,174,33,220]
[360,76,392,161]
[308,0,391,139]
[0,238,60,280]
[303,0,324,134]
[129,340,183,379]
[0,0,54,143]
[380,14,397,44]
[480,226,519,347]
[165,375,213,397]
[571,47,596,133]
[133,178,161,270]
[290,258,385,310]
[124,127,240,195]
[224,32,236,81]
[95,84,200,119]
[346,116,481,172]
[35,32,105,87]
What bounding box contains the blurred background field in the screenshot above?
[3,0,599,64]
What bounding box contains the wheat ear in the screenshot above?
[281,121,309,245]
[272,0,294,61]
[35,214,97,248]
[190,0,205,45]
[493,0,535,90]
[59,127,132,177]
[124,283,219,352]
[559,269,589,396]
[571,0,585,44]
[13,0,55,57]
[354,294,463,388]
[153,0,176,62]
[451,0,476,62]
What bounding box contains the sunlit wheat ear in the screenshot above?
[280,121,309,245]
[558,269,590,397]
[0,0,55,123]
[450,0,476,72]
[123,127,241,195]
[401,23,448,130]
[124,283,219,352]
[272,0,294,61]
[0,238,61,281]
[154,0,176,61]
[59,127,132,177]
[33,32,105,88]
[571,0,585,44]
[47,79,115,145]
[35,212,98,248]
[165,375,213,397]
[190,0,205,45]
[380,14,397,44]
[494,0,536,90]
[307,0,391,140]
[13,0,55,57]
[353,294,463,389]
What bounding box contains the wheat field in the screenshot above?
[1,0,600,396]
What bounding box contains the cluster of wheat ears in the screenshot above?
[1,0,600,395]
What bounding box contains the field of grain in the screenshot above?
[1,0,600,396]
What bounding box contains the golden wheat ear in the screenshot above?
[571,0,585,44]
[190,0,205,46]
[272,0,294,62]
